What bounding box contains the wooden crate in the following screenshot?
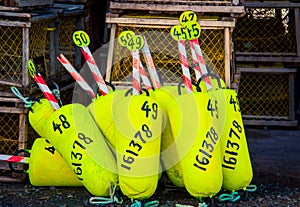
[234,4,300,63]
[105,13,236,88]
[4,0,54,7]
[236,66,297,126]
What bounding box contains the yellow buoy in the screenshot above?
[28,138,83,186]
[87,89,127,148]
[44,103,118,196]
[113,93,162,200]
[167,91,223,198]
[28,99,55,137]
[149,87,184,188]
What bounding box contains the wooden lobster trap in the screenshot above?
[236,65,297,126]
[105,13,236,88]
[233,2,299,126]
[0,6,83,181]
[234,4,300,63]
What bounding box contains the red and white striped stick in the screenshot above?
[33,74,60,110]
[189,38,212,90]
[80,46,109,96]
[57,54,96,99]
[141,36,161,89]
[178,40,193,93]
[138,61,152,91]
[0,154,29,164]
[189,41,202,81]
[131,50,141,96]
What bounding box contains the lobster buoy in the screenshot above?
[219,89,253,191]
[43,103,118,196]
[201,77,253,192]
[28,99,55,137]
[87,89,127,148]
[113,92,162,200]
[149,87,184,188]
[28,138,83,186]
[167,91,223,198]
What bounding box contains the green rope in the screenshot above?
[245,184,257,192]
[89,195,123,205]
[130,199,159,207]
[218,191,240,202]
[52,82,63,107]
[10,86,33,108]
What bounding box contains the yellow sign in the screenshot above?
[72,30,90,47]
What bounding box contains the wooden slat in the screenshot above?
[0,19,31,27]
[0,107,26,113]
[295,8,300,59]
[243,118,298,127]
[0,6,21,11]
[109,0,233,4]
[0,80,22,87]
[106,15,236,28]
[224,27,230,87]
[0,97,23,103]
[244,2,300,8]
[235,56,300,63]
[289,73,295,121]
[236,67,297,73]
[22,27,30,87]
[109,2,245,14]
[0,11,31,18]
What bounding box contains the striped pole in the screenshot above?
[189,38,212,90]
[141,36,161,89]
[33,74,60,110]
[178,40,193,93]
[57,54,96,99]
[80,46,109,96]
[189,41,202,81]
[138,61,152,91]
[0,154,29,164]
[131,50,141,96]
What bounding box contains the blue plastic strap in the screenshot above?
[218,191,240,202]
[130,200,159,207]
[10,86,33,108]
[245,184,257,192]
[52,82,63,107]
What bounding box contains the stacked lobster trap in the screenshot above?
[234,1,299,126]
[105,0,245,88]
[0,4,84,181]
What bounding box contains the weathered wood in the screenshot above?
[224,27,230,87]
[289,73,295,121]
[236,67,297,73]
[243,118,298,127]
[4,0,53,7]
[109,0,233,4]
[0,106,25,113]
[18,111,27,150]
[106,14,236,28]
[105,23,116,83]
[0,11,31,17]
[0,20,30,27]
[244,2,300,8]
[0,5,21,11]
[0,80,22,87]
[235,56,300,63]
[22,27,29,87]
[295,8,300,58]
[109,2,245,14]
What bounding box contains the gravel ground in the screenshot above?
[0,173,299,207]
